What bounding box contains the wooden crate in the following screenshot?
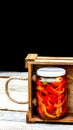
[25,53,73,124]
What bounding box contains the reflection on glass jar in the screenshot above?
[35,67,67,119]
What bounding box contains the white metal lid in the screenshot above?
[36,67,66,77]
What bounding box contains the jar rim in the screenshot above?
[36,67,66,77]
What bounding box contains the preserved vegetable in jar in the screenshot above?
[35,67,67,119]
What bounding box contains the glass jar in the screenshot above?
[35,67,67,119]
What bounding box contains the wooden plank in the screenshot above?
[0,76,28,112]
[34,59,73,65]
[28,63,32,118]
[37,56,73,60]
[25,53,38,68]
[26,111,73,123]
[35,57,73,64]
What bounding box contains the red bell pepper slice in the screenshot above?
[36,79,43,87]
[40,102,56,118]
[46,84,65,95]
[52,77,66,87]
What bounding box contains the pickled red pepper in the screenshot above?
[36,76,67,119]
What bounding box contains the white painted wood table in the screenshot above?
[0,72,73,130]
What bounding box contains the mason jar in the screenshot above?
[35,67,67,119]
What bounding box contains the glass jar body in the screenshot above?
[35,67,67,119]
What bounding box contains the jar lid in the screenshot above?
[36,67,66,77]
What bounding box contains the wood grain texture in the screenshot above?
[26,53,73,123]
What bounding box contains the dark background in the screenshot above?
[0,45,73,72]
[0,15,72,72]
[0,4,72,72]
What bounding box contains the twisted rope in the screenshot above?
[5,76,28,105]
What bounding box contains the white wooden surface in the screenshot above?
[0,72,73,130]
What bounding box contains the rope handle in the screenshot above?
[5,76,29,105]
